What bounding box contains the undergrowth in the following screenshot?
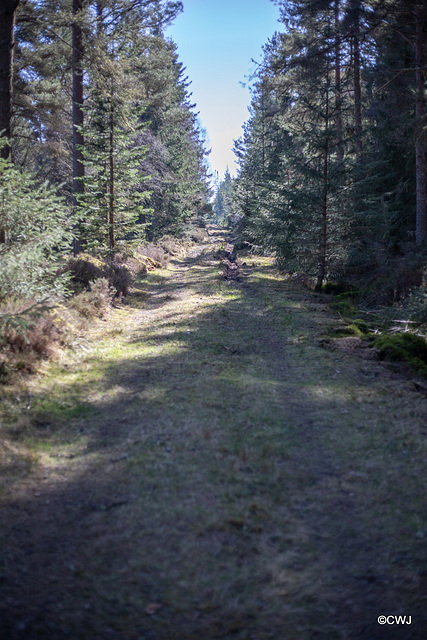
[371,332,427,377]
[68,278,114,319]
[0,229,206,384]
[0,300,59,379]
[322,276,427,378]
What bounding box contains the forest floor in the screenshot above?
[1,227,427,640]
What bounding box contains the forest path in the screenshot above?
[1,227,427,639]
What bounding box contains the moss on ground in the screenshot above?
[371,332,427,376]
[330,299,357,316]
[328,318,372,338]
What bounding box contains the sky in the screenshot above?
[166,0,280,180]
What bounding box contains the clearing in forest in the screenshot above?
[1,228,426,639]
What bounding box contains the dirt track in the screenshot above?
[1,228,426,639]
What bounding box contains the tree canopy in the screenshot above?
[0,0,210,300]
[234,0,427,301]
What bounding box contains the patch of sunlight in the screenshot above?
[245,256,275,266]
[138,384,167,402]
[39,451,106,484]
[90,385,131,403]
[42,365,105,387]
[305,384,359,402]
[292,304,310,313]
[250,271,283,282]
[35,437,89,465]
[219,369,282,392]
[87,338,183,365]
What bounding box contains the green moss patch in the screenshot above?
[329,318,371,338]
[330,299,357,316]
[371,332,427,376]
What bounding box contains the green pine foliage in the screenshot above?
[137,38,211,237]
[234,0,427,302]
[0,155,72,300]
[13,0,73,180]
[11,0,210,249]
[212,168,239,226]
[235,14,348,282]
[78,96,152,253]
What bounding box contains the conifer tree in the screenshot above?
[78,95,151,252]
[213,169,238,225]
[0,0,21,244]
[236,1,349,285]
[136,36,210,236]
[235,0,427,297]
[0,151,72,300]
[5,0,210,256]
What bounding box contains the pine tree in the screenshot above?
[78,95,151,252]
[0,152,72,300]
[236,0,427,298]
[213,168,238,226]
[236,1,349,285]
[0,0,21,244]
[136,37,210,236]
[6,0,209,255]
[415,0,426,245]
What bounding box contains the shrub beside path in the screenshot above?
[1,227,426,639]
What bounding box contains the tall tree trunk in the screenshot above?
[72,0,85,255]
[261,86,265,174]
[353,1,363,164]
[0,0,20,243]
[415,1,426,246]
[316,140,330,292]
[334,0,344,162]
[316,67,330,293]
[109,105,115,251]
[0,0,19,160]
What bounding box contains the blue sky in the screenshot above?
[166,0,280,179]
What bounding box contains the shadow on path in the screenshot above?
[1,239,426,640]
